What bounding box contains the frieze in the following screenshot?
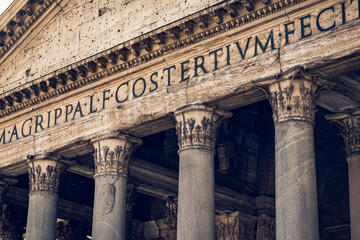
[325,109,360,156]
[0,0,358,118]
[0,0,357,146]
[174,104,232,151]
[92,132,142,176]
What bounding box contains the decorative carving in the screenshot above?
[216,211,257,240]
[92,132,142,176]
[256,215,275,240]
[27,153,72,194]
[165,197,177,230]
[267,68,319,124]
[56,220,74,240]
[174,104,232,151]
[325,109,360,156]
[126,181,137,212]
[0,0,308,118]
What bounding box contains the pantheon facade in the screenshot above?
[0,0,359,239]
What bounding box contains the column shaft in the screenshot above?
[25,153,71,240]
[92,175,127,240]
[174,104,231,240]
[26,193,58,239]
[267,68,320,240]
[275,121,319,239]
[348,154,360,239]
[326,109,360,240]
[91,132,141,240]
[177,149,215,240]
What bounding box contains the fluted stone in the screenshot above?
[91,131,141,240]
[326,109,360,240]
[174,104,232,240]
[267,68,320,240]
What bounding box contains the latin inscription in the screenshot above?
[0,0,359,146]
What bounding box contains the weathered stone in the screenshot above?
[174,104,231,240]
[91,132,141,240]
[26,153,72,240]
[326,109,360,240]
[268,70,320,240]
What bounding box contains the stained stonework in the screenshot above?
[267,68,319,124]
[27,153,72,194]
[174,104,232,151]
[92,131,142,176]
[325,109,360,155]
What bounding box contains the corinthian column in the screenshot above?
[91,131,141,240]
[267,68,320,240]
[174,104,232,240]
[326,109,360,240]
[26,153,72,240]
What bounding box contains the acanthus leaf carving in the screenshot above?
[92,132,142,176]
[267,68,319,124]
[326,109,360,156]
[165,197,177,230]
[174,105,232,151]
[27,153,70,194]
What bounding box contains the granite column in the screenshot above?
[91,132,141,240]
[267,68,320,240]
[26,153,72,240]
[326,109,360,240]
[174,104,231,240]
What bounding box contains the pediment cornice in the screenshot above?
[0,0,70,65]
[0,0,308,118]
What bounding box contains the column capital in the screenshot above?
[126,180,137,212]
[325,108,360,157]
[27,153,73,194]
[165,197,178,230]
[91,131,142,177]
[267,67,319,124]
[174,104,232,152]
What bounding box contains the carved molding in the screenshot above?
[27,153,72,194]
[216,211,257,240]
[126,181,137,212]
[0,0,308,118]
[325,109,360,156]
[165,197,177,230]
[92,131,142,176]
[267,67,319,124]
[174,104,232,151]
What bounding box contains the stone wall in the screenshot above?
[0,0,222,93]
